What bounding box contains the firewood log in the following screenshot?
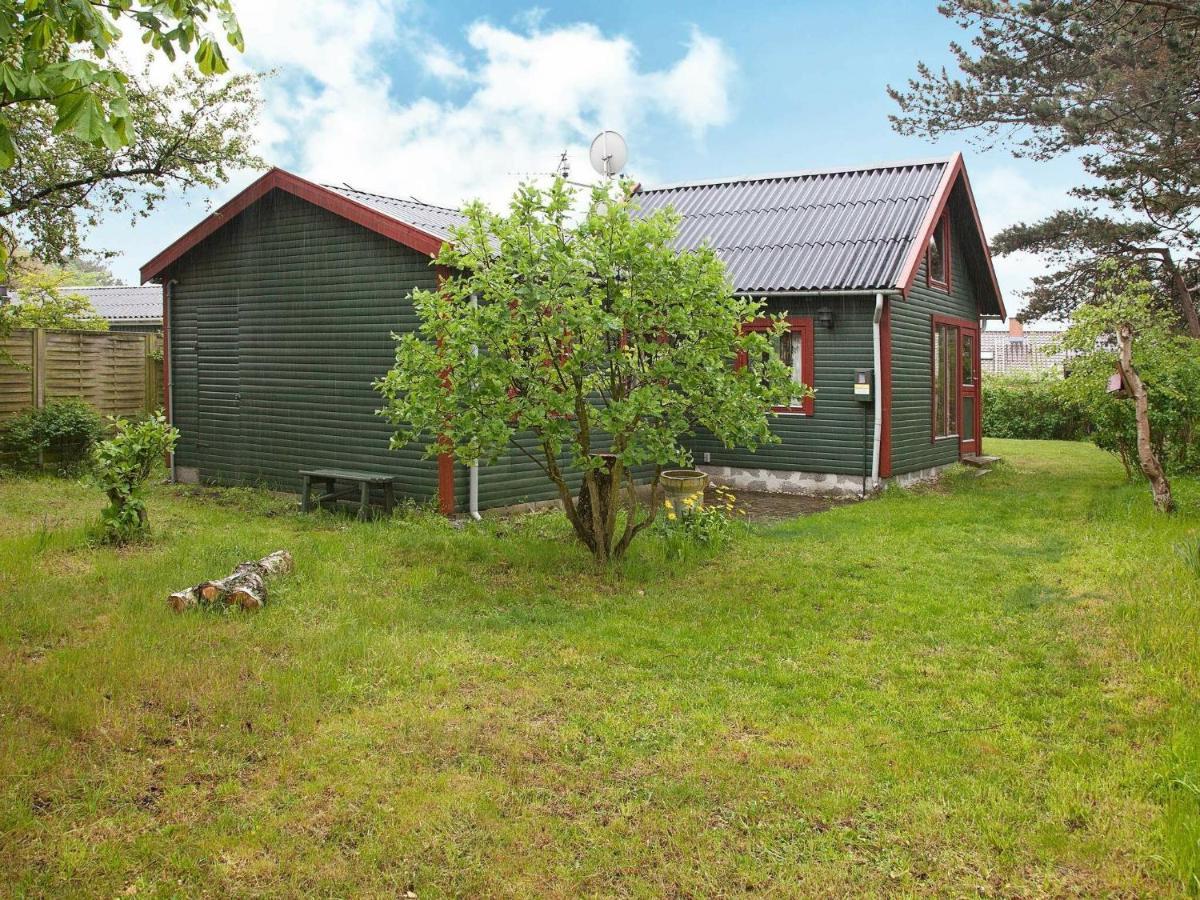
[167,551,293,612]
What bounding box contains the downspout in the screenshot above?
[468,292,482,520]
[165,279,177,483]
[871,293,884,489]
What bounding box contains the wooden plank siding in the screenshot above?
[689,295,877,475]
[888,216,982,475]
[164,189,444,501]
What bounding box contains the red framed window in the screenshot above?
[926,212,950,291]
[932,320,959,438]
[738,316,815,415]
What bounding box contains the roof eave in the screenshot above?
[139,168,447,284]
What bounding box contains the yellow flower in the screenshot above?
[667,511,677,521]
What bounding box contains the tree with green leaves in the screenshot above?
[0,2,259,273]
[376,179,801,564]
[1,267,108,329]
[2,64,261,269]
[1058,261,1200,512]
[889,0,1200,335]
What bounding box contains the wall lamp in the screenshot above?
[815,305,835,330]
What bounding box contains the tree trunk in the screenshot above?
[168,550,294,612]
[1116,323,1175,512]
[576,454,617,562]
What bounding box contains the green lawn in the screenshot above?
[1,439,1198,896]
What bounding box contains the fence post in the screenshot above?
[32,328,45,409]
[144,334,152,414]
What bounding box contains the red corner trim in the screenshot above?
[139,168,447,283]
[879,298,892,479]
[895,154,1006,320]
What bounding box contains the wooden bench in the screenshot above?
[299,468,396,521]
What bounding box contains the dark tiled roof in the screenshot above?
[634,158,951,294]
[46,284,162,322]
[324,185,469,243]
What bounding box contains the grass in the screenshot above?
[1,439,1198,896]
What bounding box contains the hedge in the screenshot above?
[981,374,1088,441]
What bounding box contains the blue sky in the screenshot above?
[95,0,1084,315]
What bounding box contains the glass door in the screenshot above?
[959,326,979,455]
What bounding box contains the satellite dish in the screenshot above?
[589,130,628,177]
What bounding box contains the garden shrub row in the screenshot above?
[981,374,1088,442]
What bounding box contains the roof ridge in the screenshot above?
[326,183,464,215]
[638,156,954,194]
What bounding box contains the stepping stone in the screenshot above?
[961,454,1001,468]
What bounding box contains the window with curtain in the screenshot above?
[738,316,814,414]
[926,213,950,290]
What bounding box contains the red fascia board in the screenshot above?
[140,168,447,283]
[895,153,1006,320]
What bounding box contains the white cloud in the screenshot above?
[971,164,1076,321]
[419,41,469,82]
[231,5,734,207]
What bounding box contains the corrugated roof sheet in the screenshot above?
[634,158,951,293]
[324,184,469,243]
[15,284,163,322]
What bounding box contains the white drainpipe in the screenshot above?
[166,279,177,483]
[468,292,482,520]
[871,293,884,488]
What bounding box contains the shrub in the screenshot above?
[90,411,179,544]
[0,398,104,471]
[1057,338,1200,478]
[981,374,1087,441]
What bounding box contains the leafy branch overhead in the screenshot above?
[889,0,1200,333]
[376,178,803,563]
[0,2,259,272]
[0,1,244,167]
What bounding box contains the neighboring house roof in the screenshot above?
[634,152,1004,317]
[59,284,162,323]
[6,283,162,323]
[982,319,1069,374]
[141,168,463,282]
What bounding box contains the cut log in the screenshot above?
[168,551,293,613]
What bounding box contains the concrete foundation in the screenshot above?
[698,462,955,497]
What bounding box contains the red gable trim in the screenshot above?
[139,167,447,283]
[894,153,1006,320]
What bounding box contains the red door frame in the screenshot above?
[930,314,981,457]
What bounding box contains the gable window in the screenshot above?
[932,321,959,438]
[926,213,950,291]
[738,316,815,415]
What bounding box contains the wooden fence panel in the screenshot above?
[0,331,34,420]
[0,328,162,424]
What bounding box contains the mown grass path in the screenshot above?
[1,439,1197,896]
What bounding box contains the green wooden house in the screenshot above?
[141,155,1004,515]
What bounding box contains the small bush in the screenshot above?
[90,411,179,545]
[982,374,1087,441]
[0,399,104,471]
